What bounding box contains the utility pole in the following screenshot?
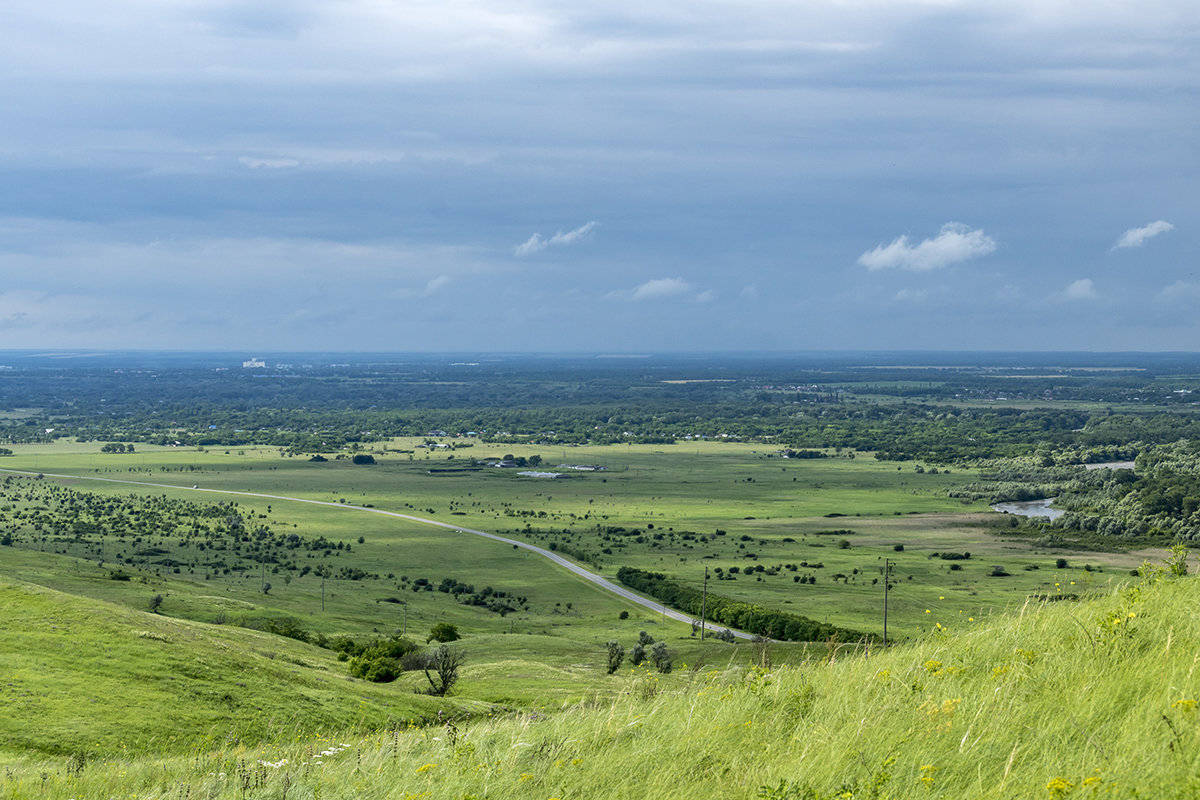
[700,566,709,641]
[883,558,890,648]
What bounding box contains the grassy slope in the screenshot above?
[0,576,485,759]
[6,570,1200,799]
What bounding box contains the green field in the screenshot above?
[3,562,1198,798]
[0,439,1151,647]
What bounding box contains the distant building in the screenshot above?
[242,358,267,369]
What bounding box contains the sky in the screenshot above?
[0,0,1196,353]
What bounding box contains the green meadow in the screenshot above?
[0,429,1188,798]
[0,439,1151,646]
[3,563,1199,798]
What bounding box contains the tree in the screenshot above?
[428,622,460,643]
[352,454,376,465]
[630,642,646,666]
[423,645,465,696]
[149,594,163,613]
[605,640,625,674]
[650,641,672,673]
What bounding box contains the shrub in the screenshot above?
[148,594,163,613]
[605,640,625,674]
[989,565,1011,577]
[893,544,904,552]
[428,622,460,643]
[1056,558,1069,569]
[650,641,672,673]
[630,643,646,666]
[346,636,420,683]
[716,628,736,643]
[619,610,629,620]
[638,630,655,646]
[422,645,465,696]
[351,454,376,465]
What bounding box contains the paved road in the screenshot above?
[0,468,752,640]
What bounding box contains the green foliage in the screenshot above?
[617,567,872,642]
[650,641,672,673]
[428,622,461,643]
[605,640,625,674]
[346,635,420,683]
[351,453,376,465]
[422,644,465,696]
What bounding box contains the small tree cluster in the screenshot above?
[608,631,671,673]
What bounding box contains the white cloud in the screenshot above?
[1157,280,1200,302]
[858,223,997,272]
[1113,220,1174,249]
[422,274,451,296]
[631,277,691,301]
[696,289,717,303]
[238,157,301,169]
[514,221,598,257]
[1061,278,1099,301]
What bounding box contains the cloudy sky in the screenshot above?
[0,0,1196,352]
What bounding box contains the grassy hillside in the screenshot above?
[5,564,1199,798]
[0,576,486,759]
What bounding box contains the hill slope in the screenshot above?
[0,576,478,758]
[6,566,1200,798]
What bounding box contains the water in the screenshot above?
[991,497,1065,521]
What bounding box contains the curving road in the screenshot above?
[0,467,752,640]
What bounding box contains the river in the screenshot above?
[990,497,1065,521]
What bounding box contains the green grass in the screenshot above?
[5,567,1200,798]
[0,439,1154,643]
[0,575,477,758]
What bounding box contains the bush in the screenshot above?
[346,636,420,683]
[1056,558,1069,569]
[989,565,1011,577]
[619,610,629,620]
[605,640,625,674]
[637,630,655,646]
[428,622,461,643]
[351,454,376,465]
[650,641,672,673]
[630,642,646,666]
[893,544,904,552]
[716,628,736,643]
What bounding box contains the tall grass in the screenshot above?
[7,570,1200,799]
